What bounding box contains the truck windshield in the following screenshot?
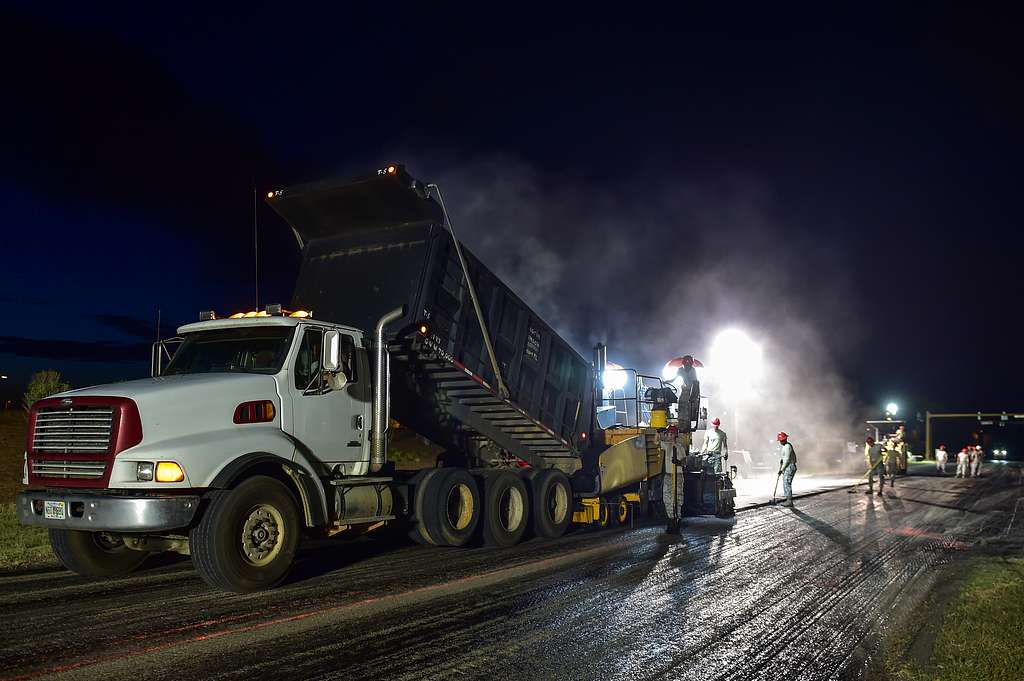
[163,326,294,376]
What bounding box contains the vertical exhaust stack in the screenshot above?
[371,306,405,473]
[593,343,607,393]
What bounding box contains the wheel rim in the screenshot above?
[446,483,475,531]
[546,482,569,525]
[241,503,285,567]
[498,485,525,532]
[617,500,629,524]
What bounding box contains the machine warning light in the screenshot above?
[418,323,429,335]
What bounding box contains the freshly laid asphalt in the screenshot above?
[1,463,1020,681]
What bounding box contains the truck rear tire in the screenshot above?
[421,468,481,547]
[49,529,148,577]
[530,469,572,538]
[408,469,443,546]
[190,476,301,593]
[479,470,529,548]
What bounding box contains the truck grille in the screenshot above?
[31,459,108,479]
[32,406,114,454]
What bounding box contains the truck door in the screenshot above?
[289,326,365,468]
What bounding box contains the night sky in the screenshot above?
[1,5,1022,445]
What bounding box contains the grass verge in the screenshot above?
[888,556,1024,681]
[0,503,55,570]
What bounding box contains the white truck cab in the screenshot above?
[18,310,393,591]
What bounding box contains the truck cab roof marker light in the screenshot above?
[223,308,311,319]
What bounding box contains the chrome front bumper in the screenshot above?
[17,491,201,532]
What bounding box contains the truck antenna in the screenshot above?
[253,187,260,312]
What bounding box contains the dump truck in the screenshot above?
[17,165,668,592]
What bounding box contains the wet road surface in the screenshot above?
[1,465,1021,681]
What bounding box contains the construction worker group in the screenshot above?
[932,442,983,477]
[951,445,984,478]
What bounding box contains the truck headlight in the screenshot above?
[136,462,155,481]
[155,461,185,483]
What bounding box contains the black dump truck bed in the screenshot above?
[267,165,593,471]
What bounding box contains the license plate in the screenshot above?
[44,500,66,520]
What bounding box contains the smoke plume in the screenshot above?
[415,155,866,469]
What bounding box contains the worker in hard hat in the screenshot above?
[971,446,983,478]
[676,355,700,434]
[865,436,885,496]
[956,447,970,478]
[882,436,898,488]
[777,432,797,507]
[892,425,908,473]
[934,444,948,474]
[699,417,728,474]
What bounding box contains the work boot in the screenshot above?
[781,496,794,507]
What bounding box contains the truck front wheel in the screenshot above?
[49,529,148,577]
[190,476,301,593]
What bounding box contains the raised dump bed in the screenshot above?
[268,165,593,471]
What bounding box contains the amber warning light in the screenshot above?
[417,323,429,336]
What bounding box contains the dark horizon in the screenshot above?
[2,5,1023,441]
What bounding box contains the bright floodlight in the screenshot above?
[885,402,899,416]
[708,328,763,398]
[603,369,628,392]
[661,363,678,381]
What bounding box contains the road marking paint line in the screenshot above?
[129,613,257,640]
[1,539,635,681]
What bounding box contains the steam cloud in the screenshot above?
[417,155,867,470]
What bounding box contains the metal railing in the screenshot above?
[598,368,670,428]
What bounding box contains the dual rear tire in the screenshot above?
[410,467,572,547]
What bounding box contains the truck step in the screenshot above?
[332,514,397,526]
[328,477,393,487]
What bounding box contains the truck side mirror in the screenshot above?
[323,330,341,373]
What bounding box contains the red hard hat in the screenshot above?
[711,417,721,426]
[866,436,875,445]
[777,431,788,441]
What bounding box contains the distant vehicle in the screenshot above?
[17,165,673,592]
